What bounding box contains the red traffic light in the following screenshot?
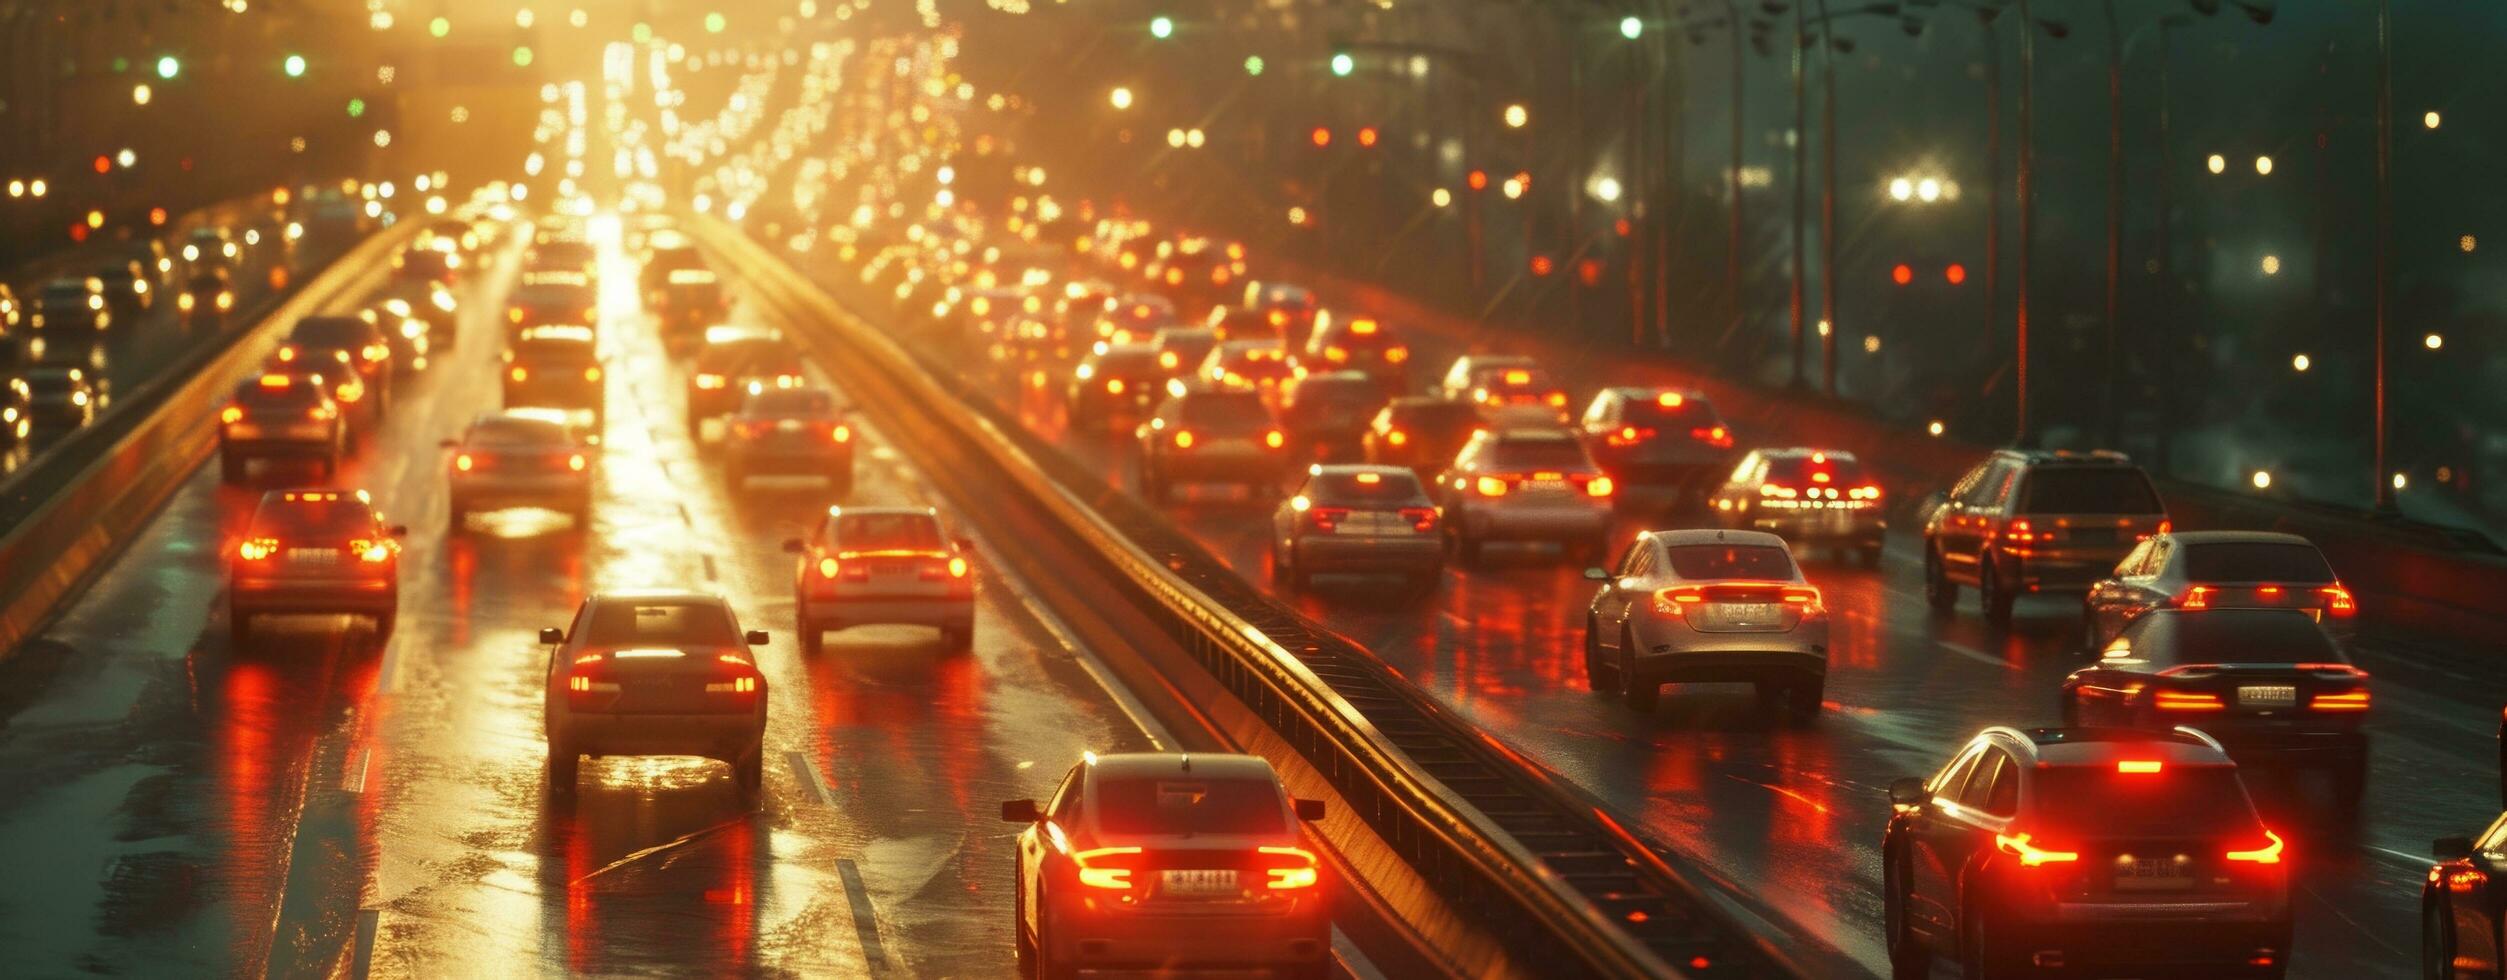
[1467,170,1489,191]
[1890,263,1914,286]
[1310,127,1332,147]
[1944,262,1968,285]
[93,156,112,174]
[1529,255,1555,277]
[1356,126,1379,147]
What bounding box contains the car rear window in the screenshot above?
[745,389,835,416]
[836,513,944,551]
[1486,437,1592,471]
[1664,544,1798,581]
[2032,767,2258,838]
[1387,400,1481,434]
[1094,351,1163,375]
[2179,543,2336,584]
[584,601,738,647]
[468,418,569,447]
[1094,776,1287,836]
[251,500,377,539]
[2127,610,2344,665]
[1176,394,1272,431]
[1294,379,1379,411]
[2018,467,2162,514]
[1311,471,1426,502]
[237,382,324,408]
[290,318,374,347]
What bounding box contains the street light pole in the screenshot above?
[1726,1,1748,357]
[1816,0,1839,397]
[2372,0,2394,513]
[2100,0,2122,446]
[2014,0,2037,446]
[1787,0,1808,389]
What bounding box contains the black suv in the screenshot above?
[1921,449,2168,625]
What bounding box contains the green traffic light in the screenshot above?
[1330,52,1354,76]
[347,98,366,118]
[705,11,727,32]
[1243,55,1265,76]
[284,54,307,77]
[155,55,180,80]
[513,46,535,67]
[428,16,450,38]
[1149,15,1173,39]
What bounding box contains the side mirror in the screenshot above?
[1001,799,1043,824]
[1888,777,1926,807]
[954,536,975,553]
[1295,798,1327,822]
[2436,836,2476,861]
[781,538,807,554]
[389,524,409,538]
[537,627,565,645]
[745,630,770,646]
[1581,567,1611,582]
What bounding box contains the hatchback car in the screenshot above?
[1197,340,1298,392]
[540,591,769,802]
[1582,529,1827,714]
[94,259,155,317]
[1434,353,1539,402]
[784,506,975,653]
[1434,428,1613,564]
[1579,387,1736,506]
[1093,293,1177,346]
[1271,464,1442,591]
[177,268,238,329]
[1463,365,1572,428]
[1002,753,1330,980]
[445,411,595,526]
[267,348,376,441]
[219,373,345,482]
[18,363,97,432]
[228,489,406,645]
[2063,608,2370,809]
[1136,388,1290,503]
[29,277,111,335]
[1707,448,1885,566]
[505,273,600,339]
[1882,726,2291,979]
[1923,449,2169,624]
[285,314,397,418]
[722,385,852,490]
[2082,530,2355,651]
[687,327,806,438]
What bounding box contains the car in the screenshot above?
[1922,449,2169,625]
[652,268,728,353]
[1143,235,1242,308]
[2082,531,2356,652]
[1270,464,1442,591]
[1434,353,1538,402]
[687,326,806,439]
[1707,448,1885,566]
[94,259,154,317]
[641,244,708,298]
[266,349,375,442]
[1433,428,1614,564]
[1092,293,1177,346]
[1067,343,1165,424]
[418,218,481,257]
[1001,753,1330,980]
[526,238,598,278]
[1579,388,1736,506]
[1136,387,1290,503]
[1462,365,1572,428]
[502,333,606,427]
[177,268,238,329]
[2062,608,2370,810]
[393,240,460,284]
[1147,327,1219,381]
[2424,812,2507,980]
[227,489,406,645]
[1299,311,1410,390]
[506,271,600,340]
[1581,529,1827,713]
[18,362,97,432]
[1233,280,1318,346]
[722,385,853,490]
[1881,726,2291,979]
[957,284,1040,346]
[444,411,595,527]
[539,590,770,802]
[0,284,20,358]
[783,506,975,653]
[285,314,397,418]
[1363,397,1484,475]
[0,376,32,445]
[364,300,432,374]
[182,226,241,268]
[28,277,111,335]
[218,373,345,482]
[994,314,1070,367]
[1197,340,1298,392]
[1276,369,1384,461]
[382,280,459,348]
[1052,278,1120,339]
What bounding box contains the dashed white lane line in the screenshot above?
[1936,639,2019,671]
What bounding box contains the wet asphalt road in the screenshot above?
[0,222,1153,977]
[774,236,2496,979]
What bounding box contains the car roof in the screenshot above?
[1603,385,1707,402]
[2161,530,2315,546]
[1087,752,1279,783]
[1986,726,2236,768]
[1645,528,1790,548]
[1309,463,1414,479]
[1990,448,2136,466]
[593,589,725,604]
[1486,427,1578,444]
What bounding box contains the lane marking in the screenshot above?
[2367,844,2434,871]
[342,748,370,795]
[700,554,719,583]
[350,908,379,980]
[1935,639,2019,671]
[785,750,832,805]
[836,858,890,976]
[675,501,694,528]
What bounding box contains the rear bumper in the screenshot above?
[1293,535,1443,574]
[1049,904,1329,972]
[1455,502,1612,542]
[802,595,973,630]
[451,473,591,508]
[1151,449,1287,483]
[2007,555,2127,592]
[1997,903,2290,971]
[231,576,398,615]
[1628,617,1827,683]
[221,436,336,458]
[2201,728,2369,770]
[552,709,764,759]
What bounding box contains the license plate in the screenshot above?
[872,560,910,576]
[2113,858,2194,891]
[1520,480,1567,493]
[1159,869,1239,896]
[2237,685,2297,707]
[287,548,339,565]
[776,419,803,433]
[1720,602,1782,626]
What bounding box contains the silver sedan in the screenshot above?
[1582,529,1828,717]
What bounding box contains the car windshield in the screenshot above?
[237,382,324,408]
[1094,776,1287,836]
[1621,397,1720,427]
[250,500,376,539]
[1664,544,1797,581]
[583,601,739,648]
[1485,437,1591,471]
[290,318,373,347]
[2127,610,2344,665]
[2032,766,2258,838]
[744,389,836,416]
[39,286,89,305]
[2018,467,2162,514]
[1175,394,1272,432]
[468,418,569,447]
[1310,471,1425,503]
[836,513,944,551]
[2179,542,2336,583]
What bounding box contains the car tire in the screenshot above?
[375,607,396,637]
[798,614,822,656]
[2079,611,2103,656]
[1960,901,2020,979]
[1979,556,2015,626]
[941,624,973,651]
[228,610,252,650]
[1787,680,1824,718]
[1036,892,1078,980]
[733,748,763,805]
[1619,630,1657,713]
[546,738,578,797]
[1583,617,1617,695]
[1885,847,1933,980]
[1014,866,1038,979]
[2422,897,2456,980]
[1924,546,1958,613]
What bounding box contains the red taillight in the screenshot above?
[1994,832,2079,867]
[948,556,969,579]
[2002,518,2052,544]
[2177,585,2216,610]
[1473,475,1511,497]
[818,557,841,579]
[1691,425,1732,448]
[1400,506,1437,532]
[1781,585,1823,613]
[568,676,591,693]
[2153,690,2227,712]
[1606,426,1653,447]
[1074,846,1145,890]
[706,653,761,695]
[567,454,587,472]
[1173,430,1195,449]
[237,537,279,561]
[1583,475,1615,497]
[2117,760,2164,774]
[220,406,244,425]
[508,366,528,382]
[454,453,475,472]
[1306,506,1349,533]
[1651,586,1708,616]
[2225,829,2285,865]
[2319,583,2356,617]
[2309,690,2371,712]
[353,539,393,563]
[1257,846,1320,890]
[1264,430,1286,449]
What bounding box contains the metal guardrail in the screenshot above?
[695,217,1808,980]
[0,223,416,657]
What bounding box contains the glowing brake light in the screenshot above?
[220,406,244,424]
[1502,369,1531,385]
[2153,690,2227,711]
[455,453,474,472]
[353,540,393,563]
[567,454,587,472]
[1474,475,1510,497]
[695,373,727,389]
[832,424,852,443]
[1385,429,1408,446]
[1656,391,1684,408]
[584,367,602,382]
[1259,846,1320,889]
[2116,760,2164,774]
[1074,846,1144,890]
[2225,829,2285,865]
[948,556,969,578]
[237,538,279,561]
[1995,832,2079,867]
[2178,585,2215,610]
[2309,690,2371,712]
[1652,586,1707,616]
[1348,319,1378,336]
[1585,475,1615,497]
[2319,584,2356,617]
[1172,430,1195,449]
[508,367,529,383]
[1264,430,1286,449]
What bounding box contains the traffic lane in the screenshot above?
[348,232,1148,978]
[0,258,415,973]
